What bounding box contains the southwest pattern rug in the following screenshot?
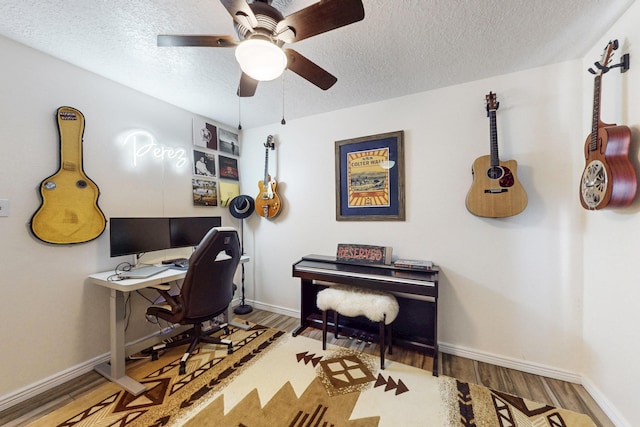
[28,324,596,426]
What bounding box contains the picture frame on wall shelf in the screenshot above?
[335,130,405,221]
[193,118,218,151]
[219,181,240,207]
[219,155,239,181]
[192,178,218,207]
[218,128,240,156]
[193,149,216,177]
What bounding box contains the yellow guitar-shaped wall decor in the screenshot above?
[30,106,106,244]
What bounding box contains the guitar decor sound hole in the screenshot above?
[44,181,56,190]
[581,160,607,209]
[76,180,88,189]
[487,166,504,180]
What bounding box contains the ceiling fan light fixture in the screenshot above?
[235,38,287,81]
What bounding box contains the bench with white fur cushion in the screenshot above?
[316,285,399,369]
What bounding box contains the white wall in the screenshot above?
[241,60,587,375]
[580,2,640,426]
[239,8,638,425]
[2,4,640,425]
[0,36,239,399]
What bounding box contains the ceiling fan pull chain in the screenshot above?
[281,73,286,125]
[238,96,243,130]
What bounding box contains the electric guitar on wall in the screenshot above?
[255,135,282,219]
[579,40,636,210]
[465,92,528,218]
[30,106,107,244]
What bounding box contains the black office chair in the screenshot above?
[146,227,241,375]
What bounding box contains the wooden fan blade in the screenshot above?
[237,73,258,97]
[157,35,237,47]
[285,48,337,90]
[276,0,364,43]
[220,0,258,30]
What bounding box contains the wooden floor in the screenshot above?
[1,309,614,427]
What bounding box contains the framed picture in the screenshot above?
[193,150,216,177]
[219,155,239,181]
[218,128,240,156]
[193,118,218,150]
[335,130,405,221]
[192,178,217,206]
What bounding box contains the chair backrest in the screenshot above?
[179,227,241,321]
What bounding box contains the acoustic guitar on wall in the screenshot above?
[465,92,528,218]
[579,40,636,210]
[255,135,282,219]
[30,106,106,244]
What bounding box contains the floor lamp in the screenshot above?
[229,195,255,315]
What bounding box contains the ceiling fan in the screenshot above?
[157,0,365,97]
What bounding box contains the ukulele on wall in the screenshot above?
[30,106,106,244]
[255,135,282,219]
[465,92,528,218]
[579,40,635,210]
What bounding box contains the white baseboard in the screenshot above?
[0,354,107,413]
[232,298,300,319]
[0,302,292,412]
[0,328,176,413]
[1,305,621,426]
[438,341,582,383]
[581,376,631,427]
[439,342,632,425]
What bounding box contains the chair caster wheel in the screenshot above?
[224,327,230,335]
[179,363,186,375]
[227,348,233,355]
[151,351,159,361]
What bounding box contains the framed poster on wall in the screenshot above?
[335,130,405,221]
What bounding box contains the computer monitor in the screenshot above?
[109,217,171,257]
[169,216,222,249]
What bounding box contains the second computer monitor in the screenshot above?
[169,216,222,249]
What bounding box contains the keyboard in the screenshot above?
[120,265,169,279]
[162,258,189,268]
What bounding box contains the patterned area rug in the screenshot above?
[28,324,596,426]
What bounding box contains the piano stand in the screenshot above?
[292,255,440,376]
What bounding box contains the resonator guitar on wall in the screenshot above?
[579,39,635,210]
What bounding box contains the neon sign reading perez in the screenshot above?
[122,130,187,168]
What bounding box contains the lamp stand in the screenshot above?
[234,218,253,314]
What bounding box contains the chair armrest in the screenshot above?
[149,282,171,291]
[156,289,183,313]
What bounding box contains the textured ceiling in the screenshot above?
[0,0,635,129]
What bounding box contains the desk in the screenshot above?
[88,255,249,395]
[292,255,439,375]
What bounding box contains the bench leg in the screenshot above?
[334,311,339,339]
[379,317,386,370]
[322,310,327,350]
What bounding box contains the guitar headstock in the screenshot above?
[588,40,618,75]
[485,92,499,116]
[264,135,275,150]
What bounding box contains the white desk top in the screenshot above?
[88,255,250,292]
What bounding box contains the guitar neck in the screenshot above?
[58,107,85,172]
[488,110,500,166]
[263,147,269,184]
[589,75,602,152]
